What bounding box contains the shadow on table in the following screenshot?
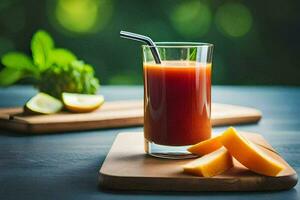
[0,126,143,137]
[99,187,299,200]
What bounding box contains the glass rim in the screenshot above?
[142,42,213,48]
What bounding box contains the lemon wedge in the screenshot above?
[62,93,104,113]
[25,92,63,114]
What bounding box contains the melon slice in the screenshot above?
[62,93,104,113]
[188,135,222,156]
[183,147,233,177]
[220,127,284,176]
[25,93,63,114]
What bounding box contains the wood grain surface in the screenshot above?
[99,132,298,192]
[0,100,261,134]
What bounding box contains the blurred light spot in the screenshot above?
[53,0,113,34]
[215,3,252,37]
[170,1,212,38]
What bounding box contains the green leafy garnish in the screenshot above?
[2,52,35,70]
[31,30,54,71]
[0,30,100,98]
[0,68,23,86]
[39,61,99,98]
[49,48,77,66]
[189,47,197,61]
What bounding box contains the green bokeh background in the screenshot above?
[0,0,299,85]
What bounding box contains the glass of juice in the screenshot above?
[143,42,213,159]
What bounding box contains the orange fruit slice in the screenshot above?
[183,147,233,177]
[187,135,222,156]
[220,127,284,176]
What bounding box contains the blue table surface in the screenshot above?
[0,85,300,200]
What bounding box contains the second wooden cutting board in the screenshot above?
[0,100,262,134]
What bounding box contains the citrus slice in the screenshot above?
[187,135,223,156]
[25,92,63,114]
[220,127,285,176]
[183,147,233,177]
[62,92,104,113]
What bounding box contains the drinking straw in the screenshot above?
[120,30,161,64]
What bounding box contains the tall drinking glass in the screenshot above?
[143,42,213,159]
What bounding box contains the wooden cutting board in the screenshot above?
[0,100,261,134]
[99,132,297,191]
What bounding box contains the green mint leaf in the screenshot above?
[189,47,197,61]
[0,68,23,86]
[49,48,77,66]
[31,30,54,71]
[1,52,35,71]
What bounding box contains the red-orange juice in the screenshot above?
[143,61,211,146]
